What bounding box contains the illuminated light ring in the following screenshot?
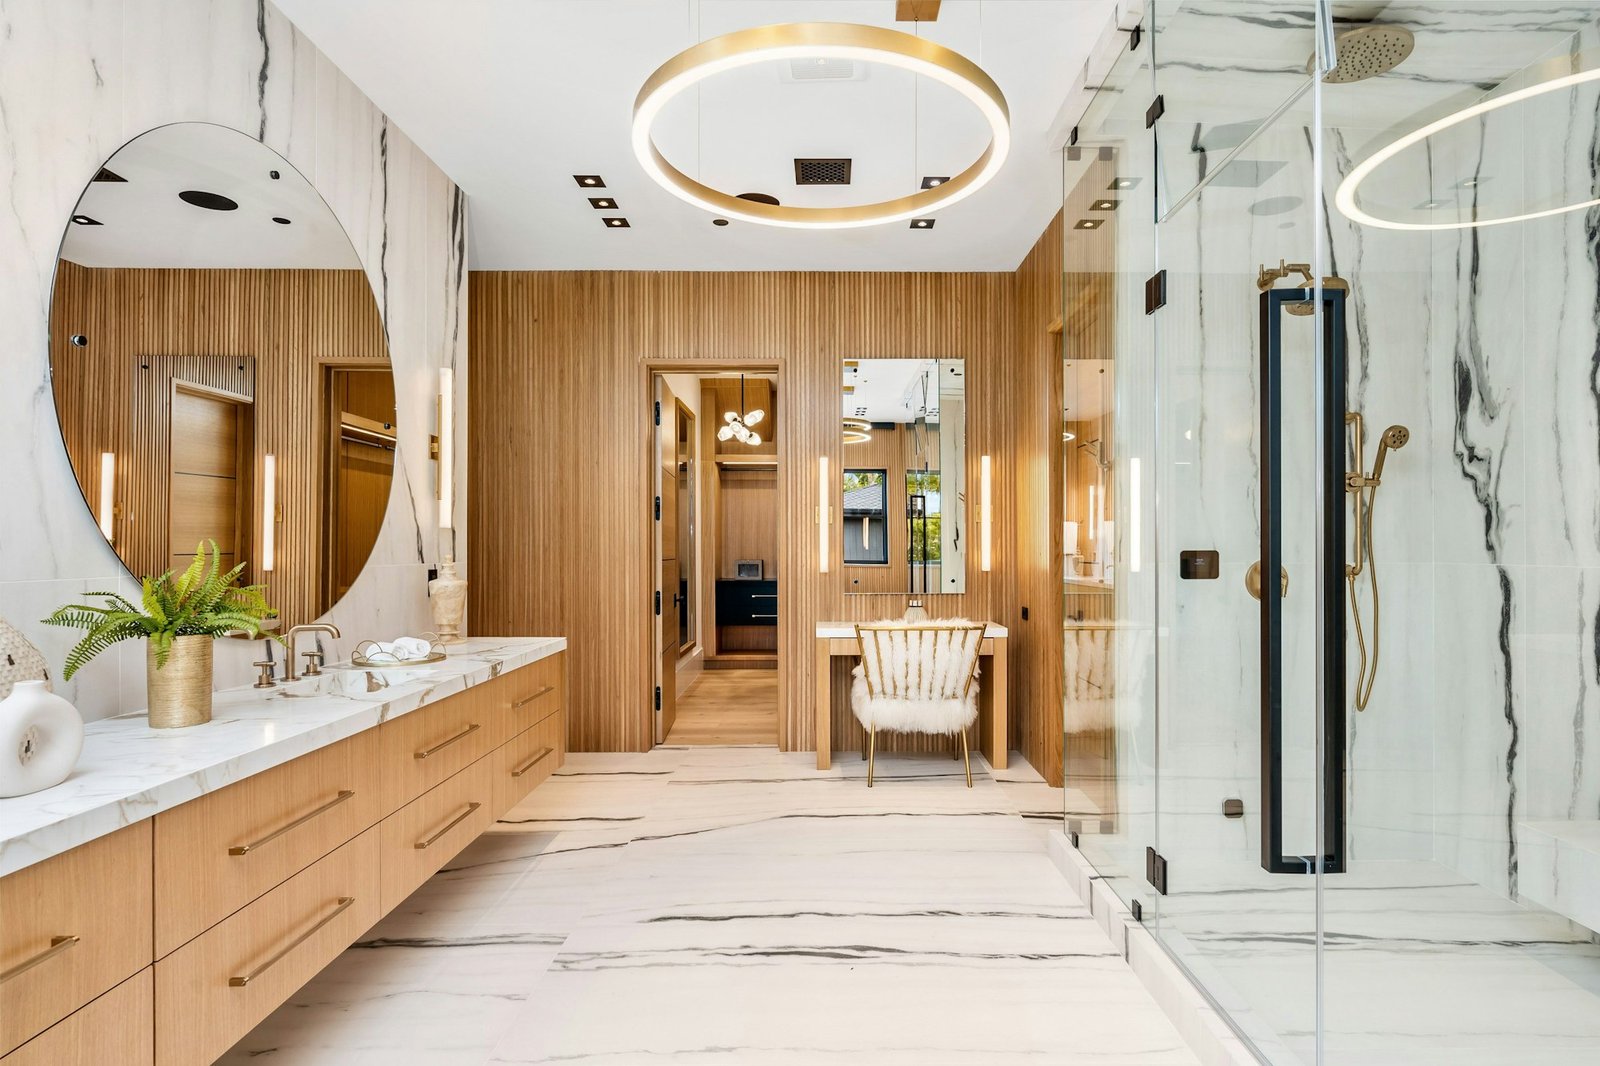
[632,23,1010,230]
[1336,67,1600,231]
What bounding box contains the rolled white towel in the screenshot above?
[367,636,433,662]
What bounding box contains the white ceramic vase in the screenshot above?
[0,680,84,797]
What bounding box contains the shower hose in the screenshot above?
[1348,484,1379,711]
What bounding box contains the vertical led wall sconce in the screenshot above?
[1129,457,1142,573]
[98,452,116,542]
[262,453,277,572]
[818,455,831,574]
[437,368,455,529]
[980,454,993,573]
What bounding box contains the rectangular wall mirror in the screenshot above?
[841,358,966,595]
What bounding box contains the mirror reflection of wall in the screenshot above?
[841,358,966,595]
[48,123,395,628]
[1063,359,1114,586]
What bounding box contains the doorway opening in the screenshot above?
[651,368,780,747]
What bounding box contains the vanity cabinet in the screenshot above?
[0,823,152,1056]
[0,647,566,1066]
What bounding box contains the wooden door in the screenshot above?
[654,378,681,742]
[168,386,247,572]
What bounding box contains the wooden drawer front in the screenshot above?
[154,729,380,957]
[494,710,565,815]
[0,823,152,1055]
[380,755,497,912]
[503,654,563,733]
[154,828,379,1066]
[1,968,152,1066]
[380,686,500,810]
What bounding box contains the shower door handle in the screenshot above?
[1258,287,1348,876]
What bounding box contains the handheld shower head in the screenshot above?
[1371,424,1410,481]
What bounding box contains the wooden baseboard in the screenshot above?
[705,654,777,671]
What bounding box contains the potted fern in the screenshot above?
[43,541,280,728]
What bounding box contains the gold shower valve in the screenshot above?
[1245,561,1288,600]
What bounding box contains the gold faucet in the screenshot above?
[282,623,341,681]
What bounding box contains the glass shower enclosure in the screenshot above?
[1062,2,1600,1062]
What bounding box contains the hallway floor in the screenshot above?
[222,747,1197,1065]
[665,668,778,745]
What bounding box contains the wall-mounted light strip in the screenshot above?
[98,451,115,542]
[1129,457,1142,573]
[980,454,993,573]
[262,453,276,573]
[818,455,831,574]
[437,368,455,529]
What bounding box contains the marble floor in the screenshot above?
[221,747,1198,1065]
[1145,860,1600,1066]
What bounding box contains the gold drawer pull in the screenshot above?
[510,747,555,778]
[229,896,354,987]
[414,722,480,760]
[511,686,555,709]
[230,790,356,856]
[0,935,79,984]
[415,802,481,850]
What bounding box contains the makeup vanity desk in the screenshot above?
[813,622,1008,771]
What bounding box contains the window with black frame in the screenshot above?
[842,469,889,565]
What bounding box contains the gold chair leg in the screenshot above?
[953,734,960,760]
[867,725,877,788]
[960,728,972,788]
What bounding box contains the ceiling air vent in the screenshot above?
[788,58,857,82]
[92,167,127,183]
[794,158,852,186]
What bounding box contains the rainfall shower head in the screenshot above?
[1311,24,1415,84]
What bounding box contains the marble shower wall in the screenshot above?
[1137,5,1600,907]
[0,0,468,721]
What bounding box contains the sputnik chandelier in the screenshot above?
[718,375,766,445]
[632,22,1010,230]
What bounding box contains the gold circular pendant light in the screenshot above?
[632,22,1010,230]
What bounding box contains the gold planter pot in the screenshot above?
[147,635,214,728]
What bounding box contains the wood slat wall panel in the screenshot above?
[1012,211,1066,784]
[471,270,1029,758]
[49,261,388,627]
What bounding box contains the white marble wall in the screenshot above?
[1121,5,1600,907]
[0,0,468,721]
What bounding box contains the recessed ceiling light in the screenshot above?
[737,192,780,206]
[1073,218,1103,230]
[1090,199,1119,211]
[604,217,631,228]
[920,175,950,189]
[587,197,618,210]
[269,169,281,180]
[272,216,291,225]
[574,174,606,188]
[178,190,239,211]
[70,214,102,226]
[712,218,730,226]
[910,218,935,229]
[1108,177,1139,190]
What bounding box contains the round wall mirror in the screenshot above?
[48,122,395,627]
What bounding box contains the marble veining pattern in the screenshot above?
[222,749,1195,1065]
[0,637,562,877]
[0,0,469,719]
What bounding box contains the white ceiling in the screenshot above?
[271,0,1119,271]
[61,122,359,269]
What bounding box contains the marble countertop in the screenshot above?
[815,621,1009,638]
[0,637,565,878]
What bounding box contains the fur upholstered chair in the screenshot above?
[850,620,986,787]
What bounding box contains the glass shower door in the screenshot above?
[1147,2,1330,1062]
